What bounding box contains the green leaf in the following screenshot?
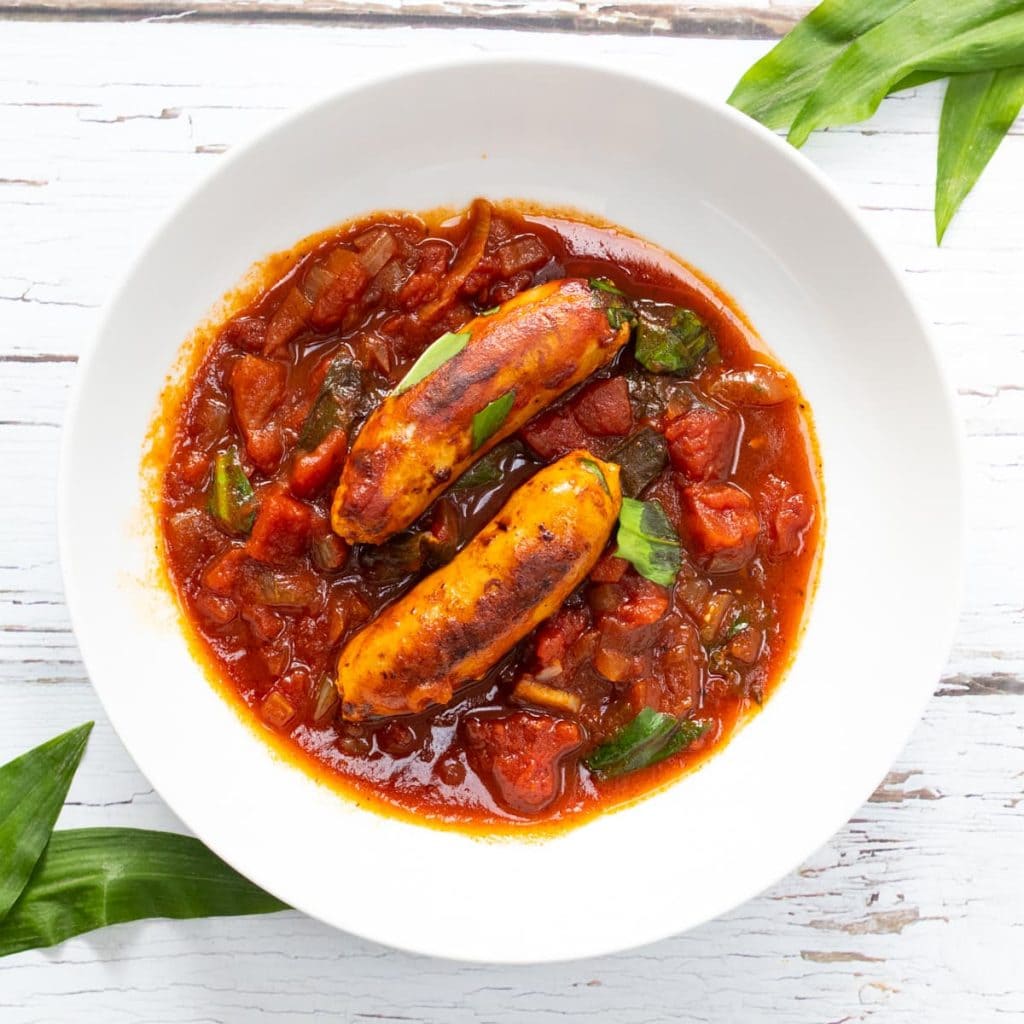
[579,458,611,495]
[725,615,750,640]
[479,305,501,317]
[606,305,637,331]
[0,829,286,958]
[609,427,669,499]
[585,708,709,780]
[453,451,504,489]
[207,447,255,535]
[588,277,626,296]
[728,0,914,130]
[614,497,681,586]
[471,390,515,452]
[393,331,470,396]
[936,68,1024,243]
[299,357,362,449]
[634,307,716,376]
[0,723,93,922]
[788,1,1024,148]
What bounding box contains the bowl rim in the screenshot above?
[57,55,965,962]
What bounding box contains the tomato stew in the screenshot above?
[160,200,821,829]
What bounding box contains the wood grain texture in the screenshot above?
[1,10,1023,1022]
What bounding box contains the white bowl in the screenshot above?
[59,59,963,963]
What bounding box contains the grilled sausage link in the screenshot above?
[336,452,622,720]
[331,278,629,544]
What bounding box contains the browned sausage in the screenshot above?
[336,452,623,719]
[331,278,629,544]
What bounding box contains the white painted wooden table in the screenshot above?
[2,2,1023,1019]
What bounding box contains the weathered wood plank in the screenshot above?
[3,0,807,39]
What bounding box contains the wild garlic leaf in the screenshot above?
[788,0,1024,147]
[634,307,716,376]
[586,708,709,779]
[728,0,914,130]
[471,390,516,452]
[393,331,470,396]
[0,829,286,958]
[936,68,1024,243]
[208,447,255,535]
[579,458,611,496]
[614,497,681,587]
[0,723,92,922]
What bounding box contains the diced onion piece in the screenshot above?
[301,263,338,303]
[326,587,371,644]
[512,678,582,714]
[535,663,563,682]
[417,198,492,323]
[265,286,313,353]
[594,644,632,683]
[699,591,734,646]
[312,674,340,722]
[368,259,407,301]
[357,229,398,276]
[257,569,320,609]
[708,365,798,406]
[675,574,711,619]
[261,690,295,728]
[728,626,764,664]
[311,532,348,571]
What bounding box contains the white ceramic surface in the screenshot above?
[59,59,963,963]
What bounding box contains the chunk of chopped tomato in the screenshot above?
[534,606,588,667]
[760,474,814,559]
[520,408,589,460]
[309,249,369,330]
[202,547,249,595]
[589,551,629,584]
[220,316,266,354]
[619,575,671,626]
[572,377,634,437]
[464,712,581,815]
[665,403,739,482]
[290,428,348,498]
[651,613,702,718]
[682,482,760,573]
[398,240,450,311]
[494,235,549,277]
[246,489,312,565]
[229,355,286,473]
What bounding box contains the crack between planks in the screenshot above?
[0,353,79,363]
[937,672,1024,697]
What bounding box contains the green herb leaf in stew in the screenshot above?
[635,307,717,376]
[610,427,669,498]
[615,497,682,586]
[393,330,471,396]
[299,357,363,450]
[471,389,516,452]
[588,277,627,296]
[579,458,611,495]
[208,447,255,535]
[586,708,710,780]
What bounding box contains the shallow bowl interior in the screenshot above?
[60,60,962,963]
